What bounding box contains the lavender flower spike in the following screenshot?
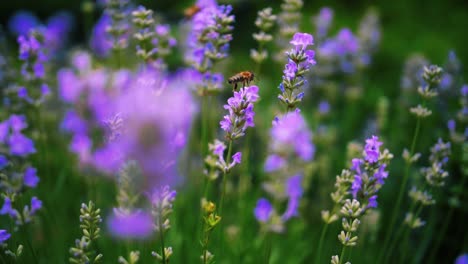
[220,85,260,140]
[278,32,316,110]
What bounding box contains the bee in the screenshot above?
[184,5,201,19]
[228,71,255,91]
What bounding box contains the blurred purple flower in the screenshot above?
[455,254,468,264]
[0,155,7,169]
[9,133,36,157]
[232,152,242,165]
[282,175,303,220]
[271,110,314,161]
[0,229,11,243]
[108,210,154,239]
[8,11,40,36]
[45,11,74,51]
[318,100,330,114]
[90,14,112,57]
[30,196,42,214]
[0,198,16,218]
[314,7,333,39]
[9,115,27,132]
[254,198,273,223]
[264,154,286,172]
[24,167,39,188]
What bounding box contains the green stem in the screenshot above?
[315,223,329,264]
[217,140,233,258]
[219,140,233,217]
[201,96,208,157]
[158,214,166,264]
[339,246,347,264]
[379,117,421,262]
[264,232,272,264]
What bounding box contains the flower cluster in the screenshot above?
[220,85,260,140]
[255,110,314,232]
[205,139,242,176]
[400,54,429,92]
[17,29,51,104]
[151,185,176,262]
[350,136,393,209]
[0,115,42,232]
[104,0,130,52]
[309,8,381,105]
[254,175,304,233]
[405,139,451,229]
[264,109,314,174]
[317,28,360,74]
[8,10,74,54]
[69,201,103,264]
[186,2,235,95]
[59,55,196,187]
[187,2,233,70]
[329,136,392,263]
[250,7,277,65]
[58,52,131,169]
[439,51,462,91]
[313,7,333,42]
[357,8,381,60]
[132,6,157,63]
[410,64,443,118]
[132,6,176,69]
[278,33,316,110]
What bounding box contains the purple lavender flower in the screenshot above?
[364,135,383,163]
[335,29,359,55]
[0,121,9,143]
[232,152,242,165]
[30,196,42,214]
[45,11,74,52]
[61,110,88,134]
[9,115,27,132]
[0,155,8,169]
[206,139,243,173]
[455,254,468,264]
[186,1,234,95]
[220,86,259,140]
[108,209,154,239]
[254,198,273,223]
[264,154,286,172]
[349,135,391,209]
[282,175,303,220]
[278,33,316,109]
[270,109,314,161]
[318,100,330,114]
[0,198,18,219]
[448,119,456,133]
[8,11,40,36]
[0,229,11,243]
[151,185,176,232]
[9,133,36,157]
[24,167,39,188]
[18,30,47,80]
[314,7,333,40]
[290,33,314,50]
[90,14,113,57]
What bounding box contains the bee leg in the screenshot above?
[233,83,238,91]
